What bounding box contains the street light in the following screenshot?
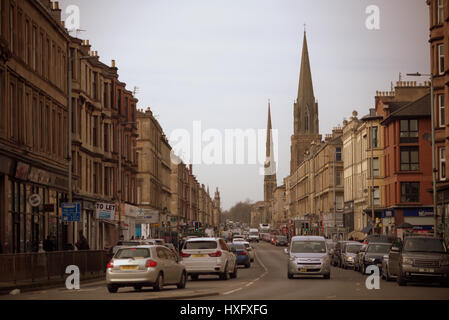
[406,72,437,238]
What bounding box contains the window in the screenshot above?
[40,33,44,75]
[32,26,37,70]
[438,0,444,24]
[400,120,418,143]
[401,182,419,202]
[373,157,380,177]
[400,147,419,171]
[9,5,14,51]
[336,147,342,161]
[440,148,446,181]
[104,123,109,152]
[25,21,29,64]
[93,116,98,147]
[10,82,17,139]
[93,72,98,100]
[373,187,380,206]
[439,94,445,127]
[304,113,309,131]
[336,171,343,186]
[439,44,445,75]
[0,70,3,129]
[336,195,344,210]
[371,127,378,148]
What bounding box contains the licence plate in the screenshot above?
[193,254,206,258]
[121,266,138,270]
[419,268,434,273]
[299,268,307,272]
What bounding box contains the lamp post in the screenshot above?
[407,73,437,238]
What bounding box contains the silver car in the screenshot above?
[286,236,331,279]
[106,245,187,293]
[341,242,363,269]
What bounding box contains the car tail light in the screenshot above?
[145,259,157,268]
[107,261,114,269]
[208,250,222,257]
[239,251,247,256]
[180,251,191,258]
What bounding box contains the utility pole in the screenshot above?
[371,124,375,235]
[67,46,74,247]
[118,124,122,239]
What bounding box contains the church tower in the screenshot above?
[290,31,322,174]
[264,101,277,223]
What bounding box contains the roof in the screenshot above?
[381,93,430,125]
[185,237,218,242]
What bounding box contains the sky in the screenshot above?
[59,0,429,211]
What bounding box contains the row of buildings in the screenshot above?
[0,0,221,254]
[253,1,449,243]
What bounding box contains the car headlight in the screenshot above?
[441,259,449,266]
[346,256,353,261]
[366,257,375,262]
[402,258,414,265]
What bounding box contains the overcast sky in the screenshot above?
[59,0,429,211]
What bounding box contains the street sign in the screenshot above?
[29,194,42,207]
[62,203,81,222]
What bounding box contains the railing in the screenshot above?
[0,251,108,284]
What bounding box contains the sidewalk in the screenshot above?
[0,274,106,296]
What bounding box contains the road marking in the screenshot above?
[223,288,243,295]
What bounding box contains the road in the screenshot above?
[2,241,449,300]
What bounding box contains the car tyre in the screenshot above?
[397,273,407,286]
[245,262,250,269]
[107,284,118,293]
[323,273,330,279]
[153,273,164,291]
[230,264,238,279]
[177,272,187,289]
[133,285,143,292]
[288,271,293,279]
[220,264,230,280]
[190,274,199,281]
[385,266,391,282]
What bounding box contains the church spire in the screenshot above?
[297,30,315,107]
[266,99,273,158]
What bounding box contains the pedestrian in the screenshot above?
[43,235,54,252]
[0,241,3,254]
[76,234,90,250]
[131,235,135,240]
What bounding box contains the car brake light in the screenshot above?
[145,259,157,268]
[107,261,114,269]
[208,250,222,257]
[239,251,247,256]
[180,251,191,258]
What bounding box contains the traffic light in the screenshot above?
[195,222,199,232]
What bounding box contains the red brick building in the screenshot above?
[376,84,434,236]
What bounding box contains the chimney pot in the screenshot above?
[111,60,116,68]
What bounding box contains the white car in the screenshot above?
[233,241,255,262]
[180,237,237,280]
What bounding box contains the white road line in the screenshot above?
[223,288,243,295]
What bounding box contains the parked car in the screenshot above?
[381,251,394,281]
[285,236,331,279]
[180,237,237,280]
[341,242,364,269]
[354,244,368,272]
[360,242,391,274]
[233,241,255,262]
[275,236,288,247]
[228,243,251,268]
[233,237,245,243]
[363,234,397,245]
[387,236,449,286]
[106,245,187,293]
[106,240,152,261]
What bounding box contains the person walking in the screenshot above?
[76,234,90,250]
[43,235,54,252]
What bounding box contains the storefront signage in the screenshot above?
[29,167,51,185]
[62,202,81,222]
[404,209,433,217]
[135,208,159,224]
[43,204,54,212]
[96,202,116,220]
[382,210,394,218]
[29,194,42,207]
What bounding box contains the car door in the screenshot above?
[156,247,171,282]
[162,247,179,284]
[220,239,234,270]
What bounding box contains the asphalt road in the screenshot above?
[2,241,449,300]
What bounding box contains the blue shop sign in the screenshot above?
[403,208,434,217]
[382,210,394,218]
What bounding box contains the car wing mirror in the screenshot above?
[284,248,289,254]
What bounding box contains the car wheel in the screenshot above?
[134,285,143,292]
[230,265,238,279]
[397,273,407,286]
[220,264,230,280]
[385,267,391,282]
[360,264,365,274]
[288,271,293,279]
[245,263,250,268]
[323,273,330,279]
[107,284,118,293]
[177,272,187,289]
[190,274,199,281]
[153,273,164,291]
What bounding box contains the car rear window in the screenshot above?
[278,236,287,241]
[115,248,151,259]
[185,241,217,250]
[229,244,245,250]
[366,244,391,254]
[346,244,362,253]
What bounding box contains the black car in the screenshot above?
[275,236,288,246]
[332,241,349,267]
[360,242,391,274]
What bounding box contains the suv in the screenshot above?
[360,242,391,274]
[180,237,237,280]
[285,236,331,279]
[387,236,449,286]
[341,242,363,269]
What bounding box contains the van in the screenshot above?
[284,236,331,279]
